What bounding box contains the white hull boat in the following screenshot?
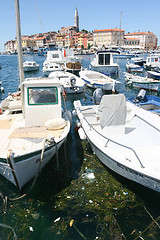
[42,62,64,76]
[74,94,160,192]
[124,72,160,92]
[49,71,85,94]
[144,55,160,70]
[90,51,119,75]
[79,70,121,91]
[23,61,39,72]
[126,62,143,73]
[0,77,71,190]
[0,0,71,191]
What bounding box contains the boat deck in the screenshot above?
[0,112,64,158]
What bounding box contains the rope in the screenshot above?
[0,137,58,209]
[0,223,17,240]
[33,0,45,33]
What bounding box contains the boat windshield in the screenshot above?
[28,87,58,105]
[98,53,110,65]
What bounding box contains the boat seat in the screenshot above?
[98,94,126,135]
[8,99,22,111]
[80,105,99,115]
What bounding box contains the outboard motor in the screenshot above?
[70,77,76,88]
[133,89,147,103]
[93,88,103,105]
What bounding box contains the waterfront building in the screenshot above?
[124,37,140,48]
[4,40,16,54]
[124,31,157,50]
[34,36,46,48]
[93,28,125,48]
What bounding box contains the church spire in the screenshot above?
[74,8,79,32]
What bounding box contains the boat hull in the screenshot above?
[89,138,160,192]
[91,65,119,75]
[0,137,66,189]
[23,66,39,72]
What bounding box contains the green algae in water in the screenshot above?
[0,135,160,239]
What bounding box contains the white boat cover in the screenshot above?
[98,94,126,128]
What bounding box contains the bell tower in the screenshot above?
[74,8,79,32]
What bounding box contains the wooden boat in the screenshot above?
[74,93,160,192]
[23,61,39,72]
[124,72,160,92]
[79,70,121,92]
[49,71,85,94]
[0,0,71,190]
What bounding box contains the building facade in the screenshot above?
[93,28,125,48]
[124,31,157,49]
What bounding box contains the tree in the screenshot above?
[81,45,84,50]
[81,29,88,33]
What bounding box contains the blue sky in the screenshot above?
[1,0,160,51]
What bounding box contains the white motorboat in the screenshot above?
[90,51,119,75]
[23,61,39,72]
[124,72,160,92]
[74,93,160,192]
[0,77,71,190]
[42,50,65,76]
[147,69,160,80]
[79,70,121,92]
[144,55,160,70]
[49,71,85,94]
[42,62,64,76]
[0,0,71,190]
[126,62,143,73]
[131,57,146,66]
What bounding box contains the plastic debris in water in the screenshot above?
[85,172,95,180]
[70,219,74,227]
[29,226,34,232]
[31,212,40,220]
[54,217,61,223]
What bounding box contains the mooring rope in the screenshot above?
[0,136,59,211]
[0,223,17,240]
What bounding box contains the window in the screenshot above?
[98,54,104,65]
[28,87,58,105]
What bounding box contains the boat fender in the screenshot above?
[1,87,4,94]
[78,127,86,140]
[72,110,77,117]
[70,77,76,87]
[45,118,66,130]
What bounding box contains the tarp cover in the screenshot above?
[98,94,126,128]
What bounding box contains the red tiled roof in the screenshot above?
[35,36,46,40]
[93,28,125,33]
[125,31,153,35]
[125,37,140,40]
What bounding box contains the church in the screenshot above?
[59,8,79,35]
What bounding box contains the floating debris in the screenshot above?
[54,217,61,223]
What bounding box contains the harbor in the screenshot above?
[1,0,160,239]
[0,53,160,239]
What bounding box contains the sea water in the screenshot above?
[0,54,160,240]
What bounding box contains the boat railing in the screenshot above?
[84,116,145,168]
